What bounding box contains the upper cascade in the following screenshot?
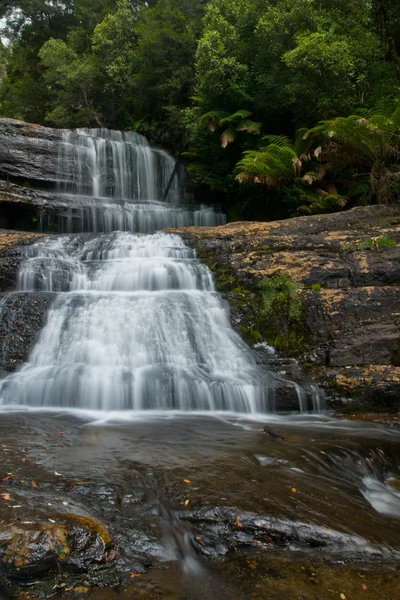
[47,128,225,234]
[57,129,180,203]
[0,120,225,234]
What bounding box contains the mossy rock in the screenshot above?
[0,513,113,579]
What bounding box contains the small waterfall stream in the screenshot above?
[0,129,316,413]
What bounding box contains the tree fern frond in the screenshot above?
[199,110,228,130]
[220,128,236,148]
[219,109,253,125]
[261,135,293,149]
[236,119,261,134]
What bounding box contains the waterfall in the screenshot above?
[0,233,274,411]
[0,128,322,413]
[41,129,225,233]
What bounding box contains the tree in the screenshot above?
[39,38,103,126]
[310,101,400,204]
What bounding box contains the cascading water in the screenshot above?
[0,233,274,411]
[0,128,320,413]
[41,129,225,233]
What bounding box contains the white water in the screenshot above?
[0,233,274,411]
[0,129,322,413]
[42,129,225,233]
[361,476,400,518]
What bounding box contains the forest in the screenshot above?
[1,0,400,220]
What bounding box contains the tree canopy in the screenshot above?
[0,0,399,219]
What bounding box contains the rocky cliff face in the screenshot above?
[0,118,62,185]
[0,232,51,376]
[171,205,400,411]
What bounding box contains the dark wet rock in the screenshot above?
[0,231,46,292]
[0,514,112,582]
[171,205,400,410]
[181,507,399,560]
[0,118,62,186]
[0,292,54,375]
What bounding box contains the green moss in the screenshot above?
[258,274,307,356]
[260,274,303,322]
[341,235,397,253]
[194,243,308,357]
[310,283,322,291]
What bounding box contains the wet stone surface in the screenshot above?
[0,413,399,598]
[0,292,54,375]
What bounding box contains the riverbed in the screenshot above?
[1,411,399,599]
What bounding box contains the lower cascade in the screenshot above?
[0,232,273,411]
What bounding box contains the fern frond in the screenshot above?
[199,110,228,130]
[220,128,236,148]
[219,109,253,125]
[236,119,261,134]
[261,134,293,149]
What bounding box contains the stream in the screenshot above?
[0,412,399,599]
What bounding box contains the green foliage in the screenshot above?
[39,38,103,126]
[341,235,397,253]
[1,0,400,219]
[258,274,307,355]
[0,42,7,81]
[260,274,304,323]
[308,101,400,205]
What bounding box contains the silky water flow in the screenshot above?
[0,129,319,413]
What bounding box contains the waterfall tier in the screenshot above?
[0,233,273,412]
[43,129,225,233]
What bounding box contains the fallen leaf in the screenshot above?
[62,501,68,506]
[58,432,66,435]
[74,587,89,593]
[183,479,191,484]
[130,572,142,579]
[11,505,22,508]
[48,518,56,523]
[362,584,367,591]
[340,594,347,600]
[31,481,37,488]
[54,472,62,476]
[1,493,11,501]
[235,516,242,528]
[106,549,118,562]
[262,534,273,543]
[320,451,326,455]
[184,499,190,506]
[291,488,297,493]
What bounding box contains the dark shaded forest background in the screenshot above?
[0,0,399,220]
